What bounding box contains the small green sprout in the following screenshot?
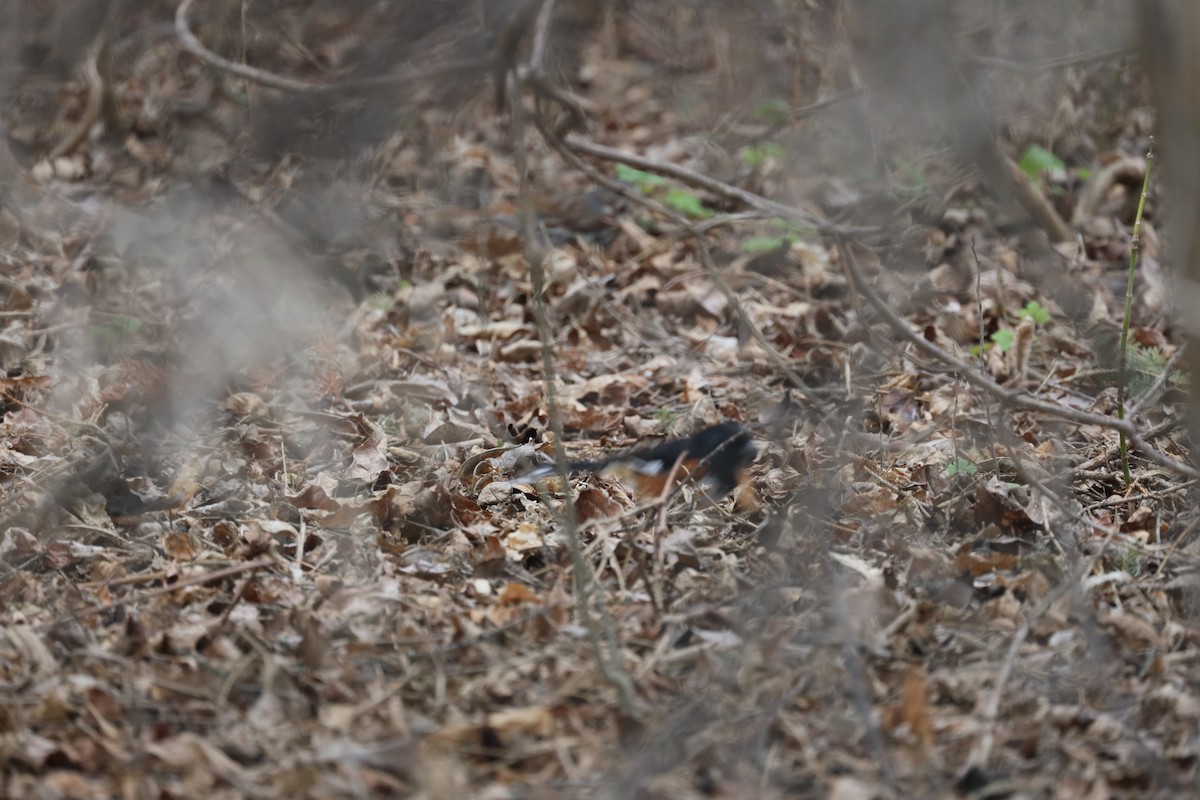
[740,142,783,168]
[741,235,793,253]
[663,189,715,219]
[893,158,928,192]
[89,315,144,348]
[1020,301,1050,325]
[1018,145,1065,184]
[946,458,978,477]
[753,98,790,126]
[990,329,1015,353]
[615,164,667,191]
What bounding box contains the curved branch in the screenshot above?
[176,0,318,92]
[48,37,106,159]
[177,0,490,96]
[838,237,1200,481]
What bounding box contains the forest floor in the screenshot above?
[1,3,1198,798]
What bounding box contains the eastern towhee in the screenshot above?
[527,422,757,499]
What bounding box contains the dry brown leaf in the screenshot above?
[827,776,883,800]
[901,666,935,752]
[576,485,627,522]
[349,421,389,482]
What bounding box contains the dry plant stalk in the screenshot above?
[1139,2,1200,446]
[510,0,637,717]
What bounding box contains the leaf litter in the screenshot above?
[0,2,1198,798]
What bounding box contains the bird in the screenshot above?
[526,422,757,500]
[476,187,628,247]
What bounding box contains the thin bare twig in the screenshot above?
[1127,343,1187,417]
[1118,139,1155,483]
[528,0,556,70]
[62,556,278,622]
[536,121,814,399]
[48,35,107,159]
[693,241,813,398]
[968,493,1129,772]
[176,0,487,94]
[651,452,687,612]
[1082,484,1196,513]
[1072,416,1180,475]
[176,0,316,92]
[564,136,878,236]
[967,45,1131,73]
[966,412,1153,772]
[830,578,898,794]
[511,23,638,715]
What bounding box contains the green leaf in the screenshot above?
[615,164,667,190]
[753,98,790,126]
[1018,145,1065,181]
[88,315,143,348]
[110,315,143,334]
[1118,545,1142,576]
[990,328,1015,352]
[740,142,783,167]
[892,158,927,192]
[366,291,394,311]
[664,189,714,219]
[946,458,977,477]
[1020,300,1050,325]
[741,235,792,253]
[767,218,817,240]
[1127,343,1167,395]
[1130,344,1166,372]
